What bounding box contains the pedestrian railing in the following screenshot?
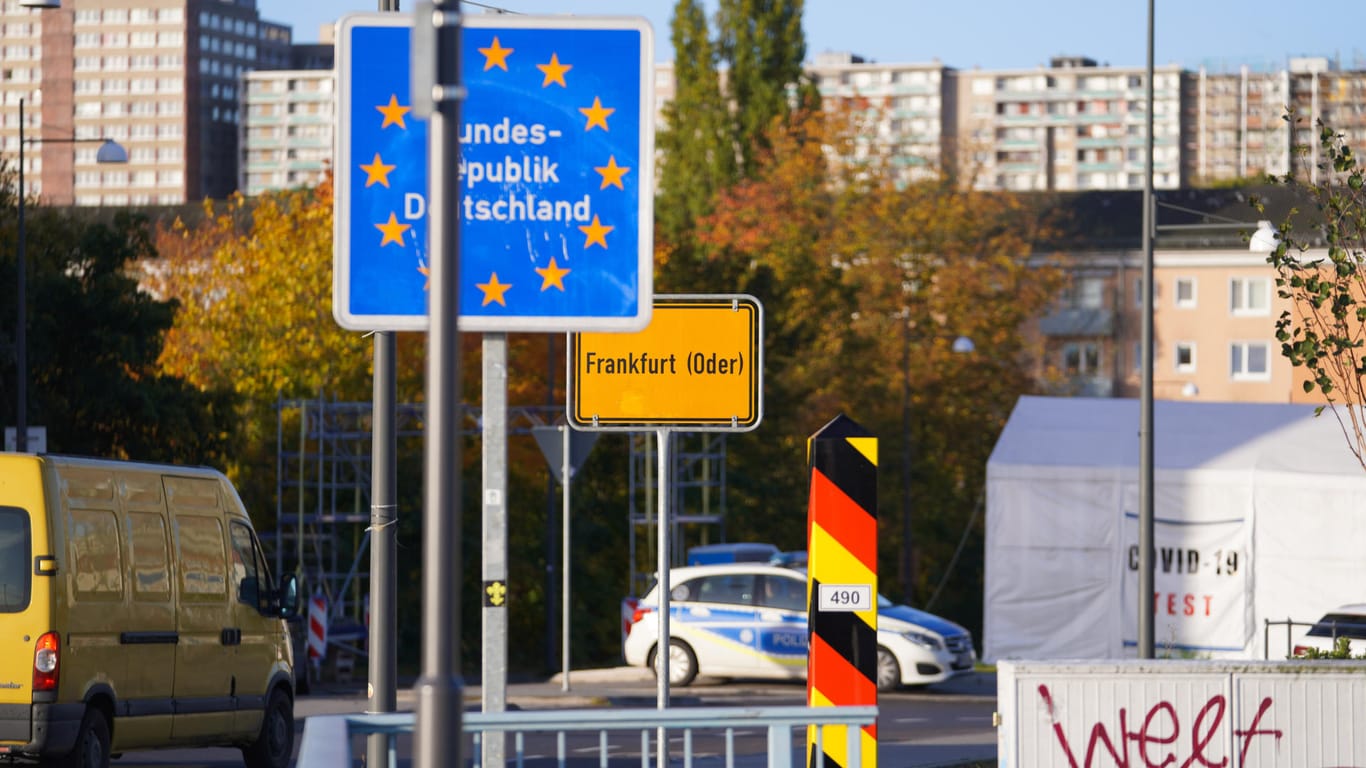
[297,704,879,767]
[1263,617,1316,659]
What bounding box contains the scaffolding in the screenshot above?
[625,432,728,598]
[270,396,730,667]
[270,394,567,617]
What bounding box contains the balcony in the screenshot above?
[1038,307,1114,337]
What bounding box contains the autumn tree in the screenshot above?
[151,180,436,517]
[1259,120,1366,469]
[697,104,1058,626]
[156,181,377,403]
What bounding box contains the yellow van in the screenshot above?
[0,453,300,768]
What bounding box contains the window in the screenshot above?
[230,522,265,610]
[1230,341,1270,380]
[757,575,807,612]
[1175,342,1196,373]
[0,507,31,612]
[71,509,123,600]
[1175,277,1197,308]
[176,515,226,599]
[1230,277,1270,315]
[673,574,755,606]
[127,512,170,598]
[1063,342,1101,375]
[1061,277,1106,310]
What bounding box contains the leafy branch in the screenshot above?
[1257,118,1366,470]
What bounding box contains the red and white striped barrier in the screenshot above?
[307,591,327,663]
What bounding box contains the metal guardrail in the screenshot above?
[298,705,879,768]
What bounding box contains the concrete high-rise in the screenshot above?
[0,0,289,207]
[238,22,333,196]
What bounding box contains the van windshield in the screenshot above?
[0,507,30,612]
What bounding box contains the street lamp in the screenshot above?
[12,97,128,452]
[900,316,974,603]
[1137,1,1278,657]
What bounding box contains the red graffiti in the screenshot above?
[1037,683,1283,768]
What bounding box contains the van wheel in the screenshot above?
[650,639,698,687]
[242,688,294,768]
[57,709,110,768]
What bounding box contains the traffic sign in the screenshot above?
[334,13,654,332]
[568,295,763,431]
[531,425,599,485]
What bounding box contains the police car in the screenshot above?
[622,563,975,691]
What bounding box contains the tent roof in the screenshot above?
[988,395,1364,478]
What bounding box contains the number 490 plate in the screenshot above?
[817,583,872,612]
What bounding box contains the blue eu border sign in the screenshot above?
[334,13,654,333]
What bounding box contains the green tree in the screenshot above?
[0,192,233,463]
[1258,120,1366,469]
[655,0,733,247]
[655,0,819,294]
[715,0,820,178]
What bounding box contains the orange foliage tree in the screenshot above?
[155,179,377,401]
[695,104,1059,607]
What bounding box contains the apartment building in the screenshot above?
[950,56,1187,192]
[744,52,1365,193]
[1190,66,1291,184]
[1040,248,1296,402]
[1031,189,1306,404]
[0,0,289,206]
[1287,58,1366,184]
[239,69,333,194]
[806,51,951,184]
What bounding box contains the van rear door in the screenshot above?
[0,507,36,704]
[0,456,53,746]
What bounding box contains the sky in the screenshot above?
[257,0,1366,73]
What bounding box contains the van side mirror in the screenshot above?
[278,573,301,619]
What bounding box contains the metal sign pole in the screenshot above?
[366,2,401,766]
[414,2,463,766]
[366,331,397,768]
[655,427,671,768]
[481,334,509,765]
[561,424,572,691]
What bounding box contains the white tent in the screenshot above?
[983,395,1366,662]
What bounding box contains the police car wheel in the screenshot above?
[876,646,902,692]
[651,639,698,687]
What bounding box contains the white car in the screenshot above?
[1292,604,1366,657]
[622,563,975,691]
